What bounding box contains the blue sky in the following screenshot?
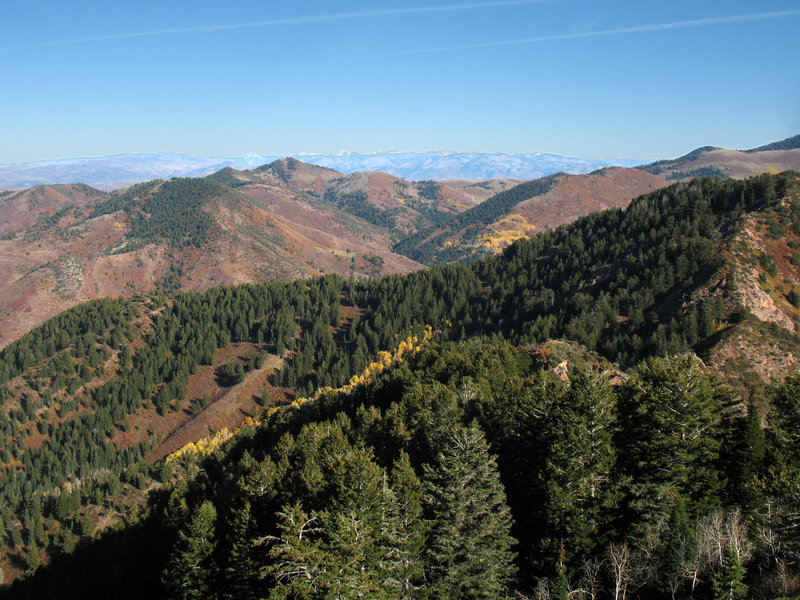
[1,0,798,163]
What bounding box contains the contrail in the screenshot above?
[354,9,800,59]
[7,0,552,50]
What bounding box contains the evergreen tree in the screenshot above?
[733,397,765,513]
[265,440,424,600]
[26,541,40,573]
[767,374,800,467]
[712,550,748,600]
[320,445,397,600]
[261,503,327,600]
[537,368,617,570]
[550,550,570,600]
[384,452,426,598]
[618,355,723,532]
[163,500,218,600]
[658,502,693,600]
[422,422,517,599]
[224,501,259,600]
[761,375,800,583]
[263,504,327,600]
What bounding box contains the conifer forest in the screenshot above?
[2,172,800,599]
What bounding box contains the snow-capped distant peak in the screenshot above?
[0,151,650,189]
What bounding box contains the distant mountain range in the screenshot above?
[0,151,650,189]
[4,135,799,190]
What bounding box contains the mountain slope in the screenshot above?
[2,173,800,590]
[2,150,796,353]
[0,158,522,349]
[641,137,800,180]
[211,158,519,237]
[394,167,667,264]
[0,184,104,236]
[745,133,800,153]
[0,175,422,349]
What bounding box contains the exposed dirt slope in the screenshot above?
[676,174,800,390]
[146,347,284,463]
[440,178,523,207]
[491,167,666,242]
[238,183,418,277]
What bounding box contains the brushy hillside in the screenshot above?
[745,133,800,153]
[2,172,800,597]
[0,171,423,349]
[394,168,666,265]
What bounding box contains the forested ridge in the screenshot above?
[2,172,800,598]
[461,173,790,366]
[640,147,718,178]
[89,177,230,249]
[321,176,458,235]
[393,174,560,264]
[6,340,800,599]
[323,188,402,230]
[745,134,800,153]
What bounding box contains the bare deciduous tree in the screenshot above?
[533,577,551,600]
[575,556,603,600]
[607,542,633,600]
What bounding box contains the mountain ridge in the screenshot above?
[3,171,800,594]
[641,138,800,180]
[0,174,424,348]
[3,133,799,350]
[0,151,649,189]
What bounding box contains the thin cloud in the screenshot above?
[7,0,552,50]
[354,9,800,59]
